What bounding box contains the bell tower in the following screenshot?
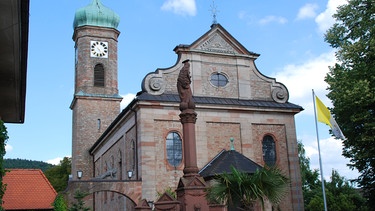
[71,0,122,180]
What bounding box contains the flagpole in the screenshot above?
[312,89,328,211]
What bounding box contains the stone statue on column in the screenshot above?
[177,59,195,112]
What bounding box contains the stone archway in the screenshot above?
[66,180,142,210]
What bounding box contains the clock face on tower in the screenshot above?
[90,41,108,58]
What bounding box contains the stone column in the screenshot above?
[179,109,199,176]
[176,60,209,211]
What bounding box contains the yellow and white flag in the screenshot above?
[315,96,346,140]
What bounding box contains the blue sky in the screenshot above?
[5,0,358,181]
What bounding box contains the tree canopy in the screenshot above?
[4,158,54,172]
[44,157,71,193]
[0,120,8,211]
[324,0,375,206]
[298,141,369,210]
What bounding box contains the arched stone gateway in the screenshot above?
[66,180,142,209]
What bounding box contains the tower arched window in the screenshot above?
[94,64,105,87]
[166,132,182,167]
[262,135,276,166]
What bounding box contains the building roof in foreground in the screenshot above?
[199,149,263,180]
[3,169,57,210]
[0,0,29,123]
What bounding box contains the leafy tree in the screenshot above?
[0,120,8,211]
[324,0,375,206]
[327,170,368,211]
[298,141,369,210]
[205,166,289,210]
[45,157,71,192]
[305,170,368,211]
[53,194,68,211]
[298,141,320,192]
[298,141,321,207]
[4,158,54,172]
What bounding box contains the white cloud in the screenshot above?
[5,144,13,153]
[296,3,319,20]
[237,11,256,25]
[120,93,136,110]
[46,157,63,165]
[238,11,247,20]
[305,145,318,158]
[161,0,197,16]
[316,0,347,33]
[307,136,358,180]
[259,15,288,25]
[273,51,336,115]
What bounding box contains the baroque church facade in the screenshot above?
[67,1,304,210]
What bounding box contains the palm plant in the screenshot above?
[205,166,289,210]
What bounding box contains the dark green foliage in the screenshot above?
[298,141,369,210]
[45,157,71,193]
[324,0,375,206]
[0,120,8,211]
[53,194,68,211]
[205,166,289,210]
[4,158,55,172]
[304,170,369,211]
[68,190,90,211]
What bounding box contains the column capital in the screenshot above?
[179,109,197,124]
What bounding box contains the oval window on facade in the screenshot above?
[166,132,182,167]
[210,72,228,87]
[262,135,276,166]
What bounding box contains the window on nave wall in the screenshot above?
[117,150,122,180]
[262,135,276,166]
[166,132,182,167]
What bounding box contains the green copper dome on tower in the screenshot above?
[73,0,120,29]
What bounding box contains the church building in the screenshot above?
[67,1,304,210]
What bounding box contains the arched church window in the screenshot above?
[166,132,182,167]
[210,72,228,87]
[117,150,122,180]
[110,155,114,169]
[129,139,136,172]
[94,64,105,87]
[262,135,276,166]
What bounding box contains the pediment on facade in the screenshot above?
[189,24,256,56]
[192,31,238,54]
[140,24,290,104]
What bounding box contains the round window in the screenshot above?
[210,72,228,87]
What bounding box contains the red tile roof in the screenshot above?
[2,169,57,210]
